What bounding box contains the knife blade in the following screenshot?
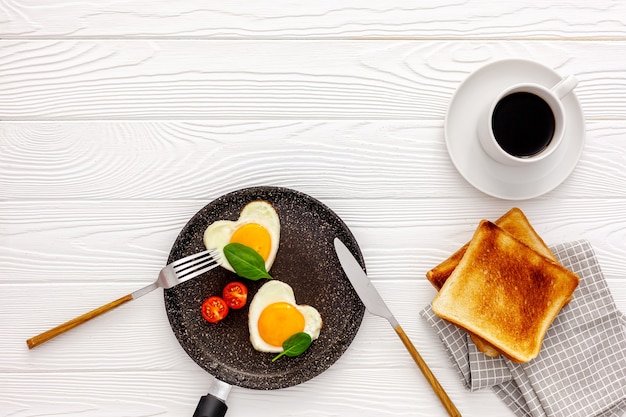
[334,238,461,417]
[333,238,398,327]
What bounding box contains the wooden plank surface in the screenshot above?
[2,198,626,282]
[2,1,625,40]
[0,40,626,121]
[1,41,626,120]
[1,121,625,200]
[2,2,626,416]
[4,279,624,416]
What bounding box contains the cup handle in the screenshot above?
[552,75,578,99]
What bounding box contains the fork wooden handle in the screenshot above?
[26,293,134,349]
[394,325,462,417]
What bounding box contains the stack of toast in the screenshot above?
[429,208,579,363]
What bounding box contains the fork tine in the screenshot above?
[177,260,221,284]
[172,249,220,274]
[177,255,221,276]
[170,249,217,269]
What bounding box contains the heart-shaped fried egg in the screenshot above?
[248,280,322,353]
[203,200,280,273]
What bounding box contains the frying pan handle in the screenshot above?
[192,394,228,417]
[193,378,232,417]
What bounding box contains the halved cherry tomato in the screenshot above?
[222,281,248,310]
[201,296,229,323]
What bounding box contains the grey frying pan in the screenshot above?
[164,187,366,416]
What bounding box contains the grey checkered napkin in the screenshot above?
[420,240,626,417]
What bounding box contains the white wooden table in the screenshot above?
[2,2,625,416]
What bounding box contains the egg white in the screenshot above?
[248,280,322,353]
[203,200,280,273]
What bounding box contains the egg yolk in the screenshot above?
[229,223,271,261]
[258,302,305,347]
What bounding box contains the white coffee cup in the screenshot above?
[477,75,578,166]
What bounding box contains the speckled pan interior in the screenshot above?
[164,186,366,390]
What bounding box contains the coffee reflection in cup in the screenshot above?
[477,75,578,166]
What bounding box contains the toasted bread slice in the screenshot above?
[432,221,579,363]
[428,208,559,357]
[428,209,560,357]
[426,208,556,291]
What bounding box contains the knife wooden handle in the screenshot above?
[394,324,462,417]
[26,293,134,349]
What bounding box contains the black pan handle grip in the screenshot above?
[192,394,228,417]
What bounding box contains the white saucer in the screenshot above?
[445,59,585,200]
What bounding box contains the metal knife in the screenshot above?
[334,238,462,417]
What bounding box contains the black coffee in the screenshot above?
[491,92,556,158]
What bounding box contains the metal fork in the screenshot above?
[26,249,221,349]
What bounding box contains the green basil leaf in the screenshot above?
[272,332,312,362]
[223,242,272,281]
